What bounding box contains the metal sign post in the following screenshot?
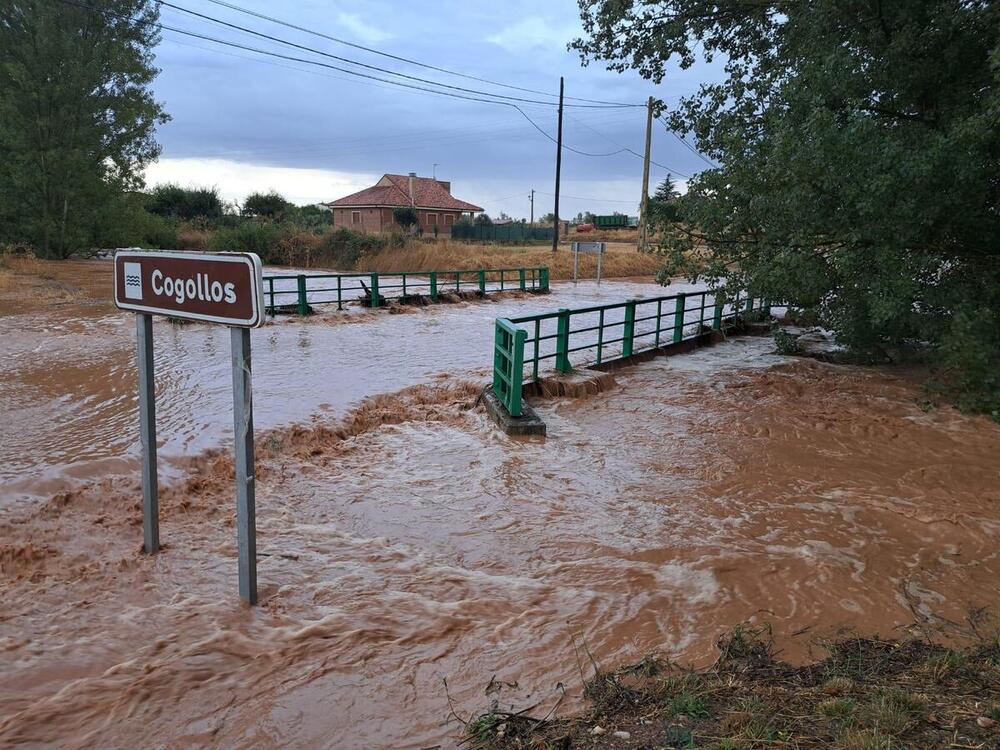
[231,327,257,604]
[137,313,159,553]
[115,250,265,605]
[571,241,607,285]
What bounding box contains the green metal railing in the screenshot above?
[492,291,770,417]
[263,267,549,314]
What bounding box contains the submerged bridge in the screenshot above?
[263,267,549,314]
[492,291,770,421]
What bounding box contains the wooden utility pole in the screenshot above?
[552,76,564,253]
[529,189,535,224]
[638,96,654,251]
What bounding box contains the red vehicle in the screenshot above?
[577,223,595,232]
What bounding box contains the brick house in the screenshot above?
[324,173,483,236]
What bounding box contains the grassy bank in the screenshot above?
[467,626,1000,749]
[358,238,662,280]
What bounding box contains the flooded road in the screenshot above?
[0,261,704,507]
[2,261,1000,748]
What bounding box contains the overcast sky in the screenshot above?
[145,0,720,219]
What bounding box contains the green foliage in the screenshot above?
[818,697,857,720]
[392,206,418,230]
[667,691,710,718]
[649,176,681,224]
[295,204,332,230]
[209,221,285,263]
[317,227,397,269]
[465,713,502,742]
[573,1,1000,417]
[147,184,224,222]
[773,329,804,356]
[242,191,292,220]
[0,0,169,258]
[474,212,493,226]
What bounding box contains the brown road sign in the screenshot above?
[114,250,264,327]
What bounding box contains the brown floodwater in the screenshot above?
[2,261,1000,748]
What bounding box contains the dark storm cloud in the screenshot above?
[148,0,720,215]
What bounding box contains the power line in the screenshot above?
[661,118,719,168]
[64,0,681,181]
[512,106,630,157]
[60,0,628,111]
[535,190,638,205]
[200,0,644,107]
[159,0,636,109]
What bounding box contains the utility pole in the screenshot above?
[529,189,535,224]
[638,96,654,251]
[551,76,564,253]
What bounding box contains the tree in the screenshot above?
[242,191,292,220]
[573,1,1000,415]
[0,0,168,257]
[392,206,419,232]
[648,176,680,225]
[147,184,224,221]
[474,213,493,227]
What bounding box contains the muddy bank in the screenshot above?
[3,338,1000,747]
[468,626,1000,749]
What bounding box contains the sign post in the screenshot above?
[231,327,258,604]
[571,241,607,285]
[114,250,265,604]
[137,313,159,554]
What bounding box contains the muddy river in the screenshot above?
[2,261,999,748]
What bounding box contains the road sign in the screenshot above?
[114,250,264,327]
[115,249,264,605]
[571,241,607,285]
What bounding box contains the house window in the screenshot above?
[426,213,438,228]
[444,214,454,227]
[351,210,361,224]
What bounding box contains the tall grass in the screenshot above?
[357,238,662,280]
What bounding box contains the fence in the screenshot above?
[450,223,554,243]
[492,291,770,417]
[263,267,550,314]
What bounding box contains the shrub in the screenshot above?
[392,206,418,232]
[209,221,286,263]
[242,191,292,220]
[176,227,210,251]
[312,227,389,269]
[277,230,323,267]
[147,184,224,221]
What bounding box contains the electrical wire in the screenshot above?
[661,118,719,168]
[535,190,639,205]
[159,0,636,109]
[200,0,644,107]
[59,0,628,110]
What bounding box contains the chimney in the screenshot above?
[408,172,416,206]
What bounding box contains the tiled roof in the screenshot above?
[325,174,483,212]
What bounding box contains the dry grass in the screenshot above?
[176,228,211,251]
[357,238,662,280]
[0,252,100,314]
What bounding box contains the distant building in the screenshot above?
[324,173,482,235]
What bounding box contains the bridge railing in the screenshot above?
[493,291,770,416]
[263,267,549,314]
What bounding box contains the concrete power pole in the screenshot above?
[529,189,535,224]
[638,96,654,251]
[552,76,564,253]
